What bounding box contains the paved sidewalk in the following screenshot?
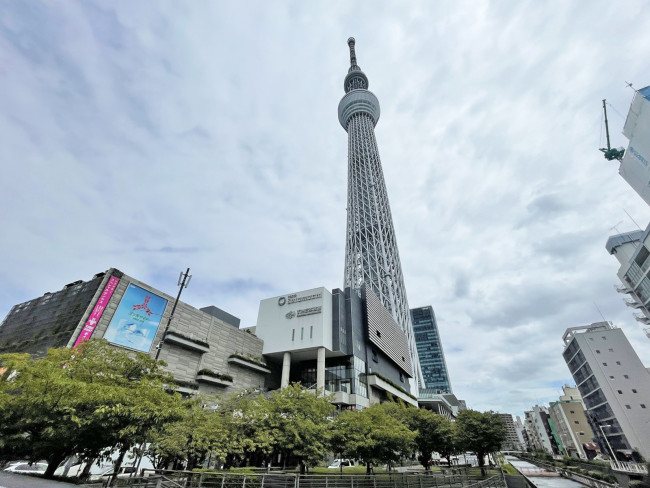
[0,472,79,488]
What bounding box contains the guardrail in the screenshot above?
[103,471,506,488]
[609,460,648,475]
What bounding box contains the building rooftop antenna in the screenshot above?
[599,99,625,161]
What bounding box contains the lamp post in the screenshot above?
[597,423,616,461]
[155,268,192,361]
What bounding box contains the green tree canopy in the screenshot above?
[331,403,416,473]
[0,339,184,479]
[455,410,506,468]
[260,383,335,473]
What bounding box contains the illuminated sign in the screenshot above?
[103,283,168,353]
[74,276,120,346]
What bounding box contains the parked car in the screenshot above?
[3,462,48,474]
[96,465,138,481]
[328,459,355,469]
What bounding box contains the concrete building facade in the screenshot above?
[563,322,650,461]
[0,268,269,396]
[548,385,597,459]
[498,413,523,451]
[255,285,417,410]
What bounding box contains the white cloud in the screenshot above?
[1,0,650,418]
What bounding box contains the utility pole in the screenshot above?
[155,268,192,360]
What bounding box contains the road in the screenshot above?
[0,472,81,488]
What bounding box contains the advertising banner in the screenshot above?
[103,283,168,353]
[74,276,120,347]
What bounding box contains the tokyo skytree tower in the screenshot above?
[338,38,423,392]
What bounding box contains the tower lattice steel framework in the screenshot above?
[338,38,423,392]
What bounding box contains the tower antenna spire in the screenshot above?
[347,37,357,67]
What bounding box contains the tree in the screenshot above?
[0,340,184,480]
[260,383,335,474]
[331,403,416,473]
[455,410,506,472]
[405,409,455,469]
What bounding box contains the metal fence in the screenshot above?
[101,471,505,488]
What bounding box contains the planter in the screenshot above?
[164,332,210,353]
[196,374,234,387]
[228,356,271,374]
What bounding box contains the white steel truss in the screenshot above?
[338,38,423,393]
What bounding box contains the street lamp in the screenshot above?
[597,423,616,461]
[155,268,192,360]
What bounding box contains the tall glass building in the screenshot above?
[410,306,452,394]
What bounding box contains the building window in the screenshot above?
[624,375,629,379]
[641,404,647,409]
[310,326,313,339]
[376,330,381,338]
[301,328,304,340]
[602,336,607,340]
[603,363,608,366]
[596,350,601,354]
[608,348,614,352]
[399,372,404,382]
[570,410,575,414]
[610,376,615,379]
[625,405,631,409]
[574,420,580,424]
[292,329,295,341]
[616,361,621,365]
[372,349,378,363]
[632,389,637,393]
[617,390,623,394]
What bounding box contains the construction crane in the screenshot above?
[599,99,625,161]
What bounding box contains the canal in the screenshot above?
[506,457,585,488]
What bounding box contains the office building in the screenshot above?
[498,413,524,451]
[548,385,597,459]
[339,38,422,393]
[0,268,269,396]
[254,285,417,410]
[562,322,650,461]
[411,306,452,394]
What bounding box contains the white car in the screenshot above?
[328,459,354,469]
[3,462,48,474]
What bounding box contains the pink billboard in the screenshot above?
[73,276,120,347]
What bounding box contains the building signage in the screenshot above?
[285,306,322,319]
[73,276,121,347]
[103,283,168,353]
[277,292,322,306]
[297,306,321,317]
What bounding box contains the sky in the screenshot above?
[1,1,650,418]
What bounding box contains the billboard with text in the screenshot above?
[103,283,168,353]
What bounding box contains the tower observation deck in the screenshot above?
[338,38,423,393]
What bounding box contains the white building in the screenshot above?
[616,85,650,205]
[255,285,418,410]
[524,405,555,454]
[562,322,650,461]
[606,229,650,338]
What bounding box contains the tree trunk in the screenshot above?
[366,462,372,475]
[109,445,129,487]
[44,450,67,478]
[80,460,94,480]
